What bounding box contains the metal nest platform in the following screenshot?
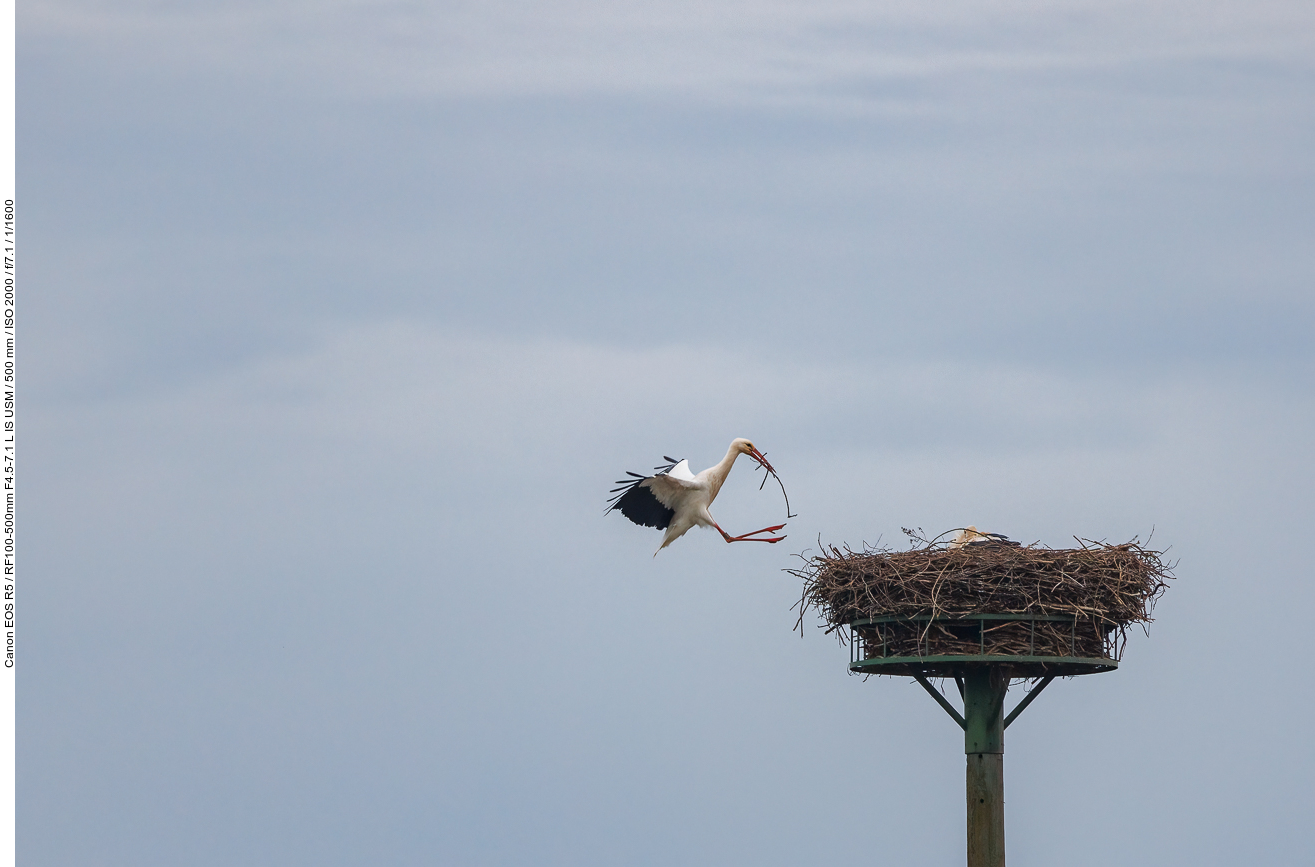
[848,613,1119,678]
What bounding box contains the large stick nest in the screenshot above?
[791,532,1173,668]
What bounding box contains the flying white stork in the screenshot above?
[607,438,787,555]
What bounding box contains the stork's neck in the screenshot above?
[706,442,742,501]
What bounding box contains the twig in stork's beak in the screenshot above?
[750,448,797,519]
[749,447,775,476]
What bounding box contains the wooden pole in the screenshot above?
[963,669,1008,867]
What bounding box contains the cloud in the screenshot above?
[32,318,1310,527]
[26,1,1315,103]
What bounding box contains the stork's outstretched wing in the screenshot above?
[606,457,698,530]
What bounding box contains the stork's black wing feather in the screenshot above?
[605,456,685,530]
[609,484,675,530]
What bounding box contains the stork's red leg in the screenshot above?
[714,523,787,543]
[732,524,786,538]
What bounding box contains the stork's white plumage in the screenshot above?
[607,438,787,555]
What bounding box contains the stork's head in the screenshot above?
[733,438,775,474]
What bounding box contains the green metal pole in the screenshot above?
[963,668,1008,867]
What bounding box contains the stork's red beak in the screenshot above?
[749,447,775,475]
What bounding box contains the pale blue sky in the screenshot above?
[21,3,1315,865]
